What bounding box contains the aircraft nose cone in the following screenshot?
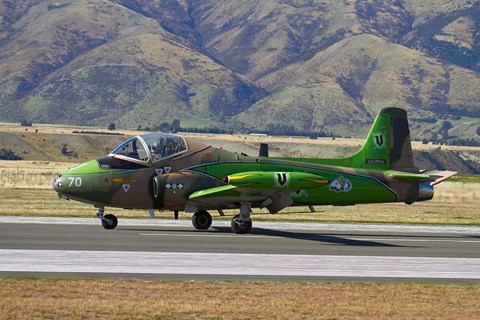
[52,176,63,191]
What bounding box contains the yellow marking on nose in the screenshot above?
[113,178,137,183]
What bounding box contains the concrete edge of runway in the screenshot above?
[2,271,480,283]
[1,216,479,234]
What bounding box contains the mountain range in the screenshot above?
[0,0,479,143]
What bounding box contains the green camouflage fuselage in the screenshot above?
[54,143,420,212]
[53,108,450,216]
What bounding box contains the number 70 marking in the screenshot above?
[68,177,82,187]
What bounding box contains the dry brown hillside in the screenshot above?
[0,0,478,143]
[0,124,478,173]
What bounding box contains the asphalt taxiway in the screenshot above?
[0,217,479,282]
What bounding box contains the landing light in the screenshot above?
[52,178,62,188]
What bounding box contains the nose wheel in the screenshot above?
[97,207,118,230]
[101,214,118,229]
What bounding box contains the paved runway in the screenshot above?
[1,217,479,282]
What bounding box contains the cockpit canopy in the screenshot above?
[109,133,187,164]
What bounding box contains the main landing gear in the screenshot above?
[191,203,253,234]
[231,215,252,234]
[97,207,118,230]
[192,210,212,230]
[230,203,252,234]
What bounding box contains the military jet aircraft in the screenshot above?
[52,107,456,234]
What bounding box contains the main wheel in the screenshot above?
[192,210,212,230]
[231,215,252,234]
[101,214,118,230]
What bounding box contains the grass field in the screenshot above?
[1,279,479,319]
[1,161,479,225]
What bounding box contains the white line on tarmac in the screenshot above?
[1,249,479,279]
[1,216,480,234]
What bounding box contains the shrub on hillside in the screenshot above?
[0,149,23,160]
[20,120,32,127]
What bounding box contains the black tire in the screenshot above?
[231,216,252,234]
[192,210,212,230]
[101,214,118,230]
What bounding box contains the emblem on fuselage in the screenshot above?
[156,165,172,175]
[329,176,352,192]
[372,131,387,149]
[165,183,184,189]
[276,173,288,186]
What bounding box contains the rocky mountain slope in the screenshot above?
[0,0,479,143]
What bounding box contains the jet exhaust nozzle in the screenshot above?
[417,181,434,202]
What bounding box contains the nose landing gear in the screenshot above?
[97,207,118,230]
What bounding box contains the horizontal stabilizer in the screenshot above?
[388,171,431,181]
[424,170,457,186]
[388,170,457,186]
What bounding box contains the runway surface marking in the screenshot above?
[1,249,479,279]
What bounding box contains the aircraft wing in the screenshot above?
[188,171,329,213]
[189,185,239,200]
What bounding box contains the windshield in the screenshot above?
[110,137,149,161]
[109,133,187,163]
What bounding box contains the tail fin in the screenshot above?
[324,107,457,191]
[347,107,417,171]
[299,107,456,184]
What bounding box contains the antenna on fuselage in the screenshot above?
[259,143,269,157]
